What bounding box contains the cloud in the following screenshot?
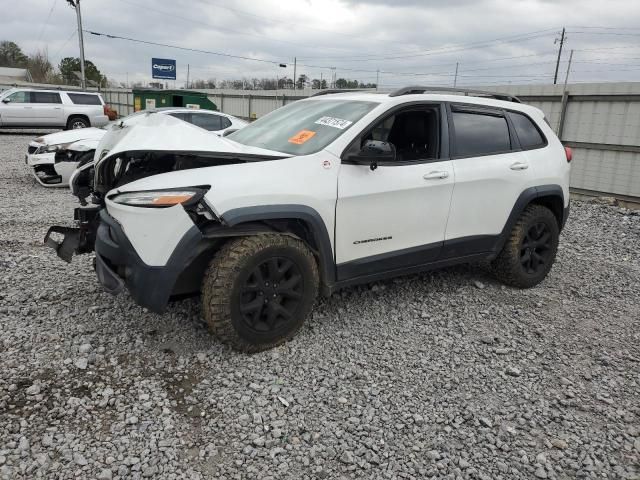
[2,0,639,87]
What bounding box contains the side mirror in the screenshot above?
[1,98,10,104]
[347,139,396,171]
[223,128,239,137]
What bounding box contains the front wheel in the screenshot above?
[492,204,559,288]
[202,234,319,352]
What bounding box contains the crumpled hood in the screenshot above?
[35,127,105,146]
[98,113,289,160]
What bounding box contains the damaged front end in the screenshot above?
[44,204,101,262]
[44,113,287,264]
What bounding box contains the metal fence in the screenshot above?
[2,81,639,201]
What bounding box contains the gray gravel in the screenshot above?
[1,131,640,480]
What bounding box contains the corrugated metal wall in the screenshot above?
[2,81,639,200]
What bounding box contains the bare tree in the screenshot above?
[27,49,54,83]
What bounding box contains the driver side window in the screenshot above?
[7,91,29,103]
[354,105,441,163]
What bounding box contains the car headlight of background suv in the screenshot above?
[109,187,210,208]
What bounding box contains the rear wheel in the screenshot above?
[66,116,89,130]
[492,204,559,288]
[202,234,319,352]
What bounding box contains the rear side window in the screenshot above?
[67,93,102,105]
[31,92,62,104]
[452,110,511,157]
[190,113,222,131]
[168,112,189,121]
[509,112,546,149]
[220,116,232,129]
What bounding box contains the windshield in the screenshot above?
[228,99,378,155]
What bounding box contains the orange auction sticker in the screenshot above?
[288,130,316,145]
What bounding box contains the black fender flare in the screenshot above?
[493,184,565,254]
[221,205,336,285]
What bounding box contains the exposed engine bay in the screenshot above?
[72,150,284,205]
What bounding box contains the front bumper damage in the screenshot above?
[44,205,101,262]
[93,210,203,312]
[45,207,204,313]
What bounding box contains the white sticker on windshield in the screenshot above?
[314,116,353,130]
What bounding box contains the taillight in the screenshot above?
[564,146,573,163]
[103,105,109,115]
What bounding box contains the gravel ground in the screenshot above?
[1,131,639,480]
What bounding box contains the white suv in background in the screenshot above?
[46,86,571,352]
[0,88,109,130]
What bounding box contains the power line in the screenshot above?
[52,30,76,60]
[298,29,559,61]
[568,31,640,37]
[85,30,289,66]
[37,0,58,44]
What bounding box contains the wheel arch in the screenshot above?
[66,114,90,129]
[221,205,336,289]
[494,184,565,254]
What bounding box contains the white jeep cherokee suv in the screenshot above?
[46,86,571,352]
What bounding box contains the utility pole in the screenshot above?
[186,64,190,89]
[67,0,86,90]
[293,57,297,91]
[563,49,574,90]
[376,69,379,91]
[320,72,323,89]
[453,62,459,87]
[553,27,566,85]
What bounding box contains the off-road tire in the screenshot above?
[202,234,319,352]
[66,116,89,130]
[492,204,559,288]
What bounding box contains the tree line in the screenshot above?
[2,39,377,91]
[188,75,376,91]
[0,40,106,86]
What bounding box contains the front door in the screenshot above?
[0,90,32,126]
[335,105,454,280]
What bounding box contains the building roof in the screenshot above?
[0,67,33,82]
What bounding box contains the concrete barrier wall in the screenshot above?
[2,81,639,200]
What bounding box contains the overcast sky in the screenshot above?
[4,0,640,88]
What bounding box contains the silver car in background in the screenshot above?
[0,88,109,130]
[26,107,248,187]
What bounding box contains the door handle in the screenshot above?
[423,171,449,180]
[510,162,529,170]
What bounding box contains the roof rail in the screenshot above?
[388,86,521,103]
[309,89,364,97]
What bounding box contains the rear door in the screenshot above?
[31,91,64,126]
[0,90,32,126]
[443,104,537,256]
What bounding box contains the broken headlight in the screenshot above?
[109,187,209,208]
[36,142,73,154]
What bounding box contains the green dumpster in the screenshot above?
[133,89,217,112]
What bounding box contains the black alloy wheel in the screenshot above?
[491,204,560,288]
[201,234,319,352]
[520,222,553,275]
[239,256,304,333]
